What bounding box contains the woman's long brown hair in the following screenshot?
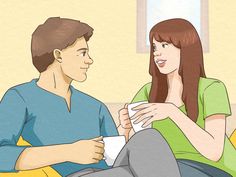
[149,18,206,122]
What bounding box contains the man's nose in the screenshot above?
[85,56,93,65]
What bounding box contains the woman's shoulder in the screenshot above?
[131,82,152,103]
[198,77,228,100]
[198,77,231,118]
[136,82,152,94]
[199,77,226,92]
[141,82,152,90]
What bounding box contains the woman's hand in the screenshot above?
[118,104,133,141]
[118,104,132,130]
[131,102,177,127]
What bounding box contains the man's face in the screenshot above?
[60,36,93,82]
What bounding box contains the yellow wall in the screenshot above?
[0,1,235,103]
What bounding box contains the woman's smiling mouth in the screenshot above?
[156,60,167,68]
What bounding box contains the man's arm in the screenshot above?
[16,136,104,170]
[15,144,69,170]
[0,89,104,171]
[0,89,29,172]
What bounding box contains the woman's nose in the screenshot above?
[154,50,161,56]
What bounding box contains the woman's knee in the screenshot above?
[129,128,168,146]
[133,129,163,139]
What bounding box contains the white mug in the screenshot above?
[128,101,152,132]
[102,136,126,166]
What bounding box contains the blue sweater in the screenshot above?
[0,79,118,176]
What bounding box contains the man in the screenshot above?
[0,17,181,177]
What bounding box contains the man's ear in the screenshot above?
[53,49,62,63]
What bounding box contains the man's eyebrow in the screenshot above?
[77,48,88,51]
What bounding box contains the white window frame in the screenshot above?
[136,0,209,53]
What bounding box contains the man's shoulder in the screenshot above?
[9,80,34,94]
[1,80,34,102]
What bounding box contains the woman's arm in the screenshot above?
[117,125,131,142]
[117,104,133,142]
[169,81,230,161]
[131,81,230,161]
[132,103,226,161]
[170,108,225,161]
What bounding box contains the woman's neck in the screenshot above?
[167,70,182,88]
[166,70,184,106]
[37,64,72,98]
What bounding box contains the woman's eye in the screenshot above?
[162,43,168,48]
[153,45,157,51]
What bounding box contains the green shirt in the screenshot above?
[132,77,236,176]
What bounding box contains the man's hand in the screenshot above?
[68,136,105,164]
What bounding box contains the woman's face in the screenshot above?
[152,38,180,75]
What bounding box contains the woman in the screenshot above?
[119,18,236,176]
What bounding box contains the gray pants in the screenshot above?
[68,129,181,177]
[67,129,232,177]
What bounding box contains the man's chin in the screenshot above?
[75,74,87,82]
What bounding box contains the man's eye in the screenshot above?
[79,52,86,57]
[162,43,168,48]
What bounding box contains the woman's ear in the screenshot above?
[53,49,62,63]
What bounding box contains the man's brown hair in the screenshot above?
[31,17,93,72]
[149,18,206,122]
